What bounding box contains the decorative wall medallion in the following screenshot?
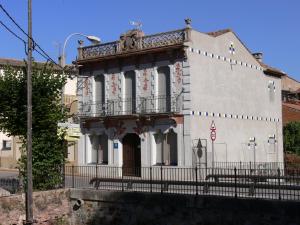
[133,118,149,137]
[229,42,235,55]
[114,120,126,137]
[104,119,126,138]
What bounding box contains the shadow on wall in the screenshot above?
[70,190,300,225]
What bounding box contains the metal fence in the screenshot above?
[64,165,300,201]
[213,162,286,170]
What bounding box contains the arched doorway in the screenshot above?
[122,133,141,176]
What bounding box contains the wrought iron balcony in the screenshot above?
[79,95,182,118]
[77,29,188,61]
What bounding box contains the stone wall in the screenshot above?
[0,189,70,225]
[70,189,300,225]
[1,189,300,225]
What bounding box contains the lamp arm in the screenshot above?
[62,33,89,66]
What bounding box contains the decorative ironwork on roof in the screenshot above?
[78,29,188,61]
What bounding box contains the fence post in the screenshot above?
[62,164,65,188]
[160,165,163,194]
[150,167,152,193]
[122,166,124,192]
[96,164,98,179]
[234,167,237,198]
[277,168,281,200]
[72,165,75,188]
[195,166,198,196]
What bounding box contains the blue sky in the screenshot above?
[0,0,299,81]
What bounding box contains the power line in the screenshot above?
[0,4,27,36]
[0,20,26,44]
[0,19,51,62]
[0,4,63,69]
[0,19,60,69]
[0,20,27,54]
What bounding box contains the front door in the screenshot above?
[122,133,141,176]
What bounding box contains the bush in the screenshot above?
[283,121,300,156]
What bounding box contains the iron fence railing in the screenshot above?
[64,165,300,201]
[79,95,181,117]
[213,162,286,170]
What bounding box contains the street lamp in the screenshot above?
[60,33,101,67]
[60,33,101,111]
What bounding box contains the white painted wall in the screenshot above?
[188,30,283,164]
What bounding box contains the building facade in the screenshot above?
[76,21,284,174]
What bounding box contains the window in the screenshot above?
[124,71,136,114]
[157,66,171,112]
[91,134,108,164]
[2,140,11,150]
[154,129,177,166]
[94,75,105,115]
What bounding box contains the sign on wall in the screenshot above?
[113,142,118,149]
[210,120,216,142]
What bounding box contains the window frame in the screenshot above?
[2,140,12,151]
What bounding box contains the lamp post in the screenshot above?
[60,33,100,110]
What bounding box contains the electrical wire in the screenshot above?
[0,4,63,69]
[0,20,28,54]
[0,19,53,63]
[0,20,26,44]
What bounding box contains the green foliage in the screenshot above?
[0,62,67,190]
[283,121,300,156]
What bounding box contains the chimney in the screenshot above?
[252,52,263,62]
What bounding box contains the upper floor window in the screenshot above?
[2,140,11,150]
[94,75,105,103]
[124,71,136,114]
[157,66,171,112]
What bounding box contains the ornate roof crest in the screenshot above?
[119,29,145,52]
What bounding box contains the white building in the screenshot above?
[76,21,284,175]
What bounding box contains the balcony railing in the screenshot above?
[78,29,187,60]
[79,95,181,117]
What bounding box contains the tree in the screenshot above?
[283,121,300,156]
[0,62,67,190]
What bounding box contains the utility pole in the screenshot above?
[25,0,33,224]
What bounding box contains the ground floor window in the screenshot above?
[154,129,177,166]
[90,133,108,164]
